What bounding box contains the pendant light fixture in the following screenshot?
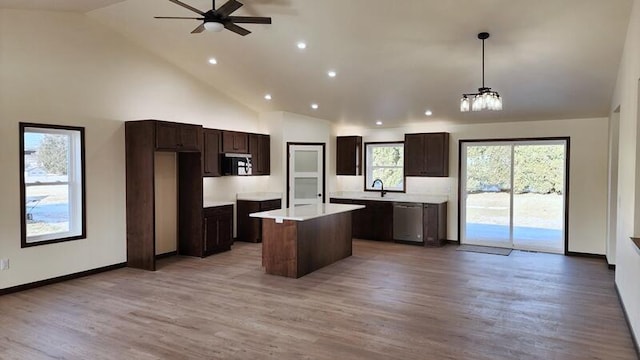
[460,32,502,112]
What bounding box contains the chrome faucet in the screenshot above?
[371,178,387,197]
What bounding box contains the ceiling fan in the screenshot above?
[155,0,272,36]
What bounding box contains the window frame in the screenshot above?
[20,122,87,248]
[363,141,406,193]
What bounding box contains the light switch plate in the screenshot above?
[0,259,9,270]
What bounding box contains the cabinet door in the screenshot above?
[203,129,221,177]
[336,136,362,175]
[156,122,180,150]
[423,204,439,246]
[217,208,233,249]
[237,200,261,242]
[423,203,447,246]
[404,134,426,176]
[424,133,449,177]
[203,215,218,253]
[249,134,261,175]
[222,131,249,153]
[368,201,393,241]
[179,125,201,152]
[203,206,233,254]
[259,135,270,175]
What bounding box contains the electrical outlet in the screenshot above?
[0,259,9,271]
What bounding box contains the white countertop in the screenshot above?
[236,192,282,202]
[203,200,235,208]
[329,192,448,204]
[250,203,365,222]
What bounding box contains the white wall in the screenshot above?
[335,117,609,255]
[610,0,640,347]
[262,112,333,206]
[0,9,263,289]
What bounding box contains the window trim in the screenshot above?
[20,122,87,248]
[363,141,406,193]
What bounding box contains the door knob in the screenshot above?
[318,194,322,197]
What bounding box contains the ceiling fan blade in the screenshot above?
[227,16,271,24]
[224,22,251,36]
[154,16,205,19]
[168,0,205,15]
[216,0,243,17]
[191,23,206,33]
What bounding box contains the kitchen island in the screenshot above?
[250,203,365,278]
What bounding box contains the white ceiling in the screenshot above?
[0,0,124,12]
[3,0,634,127]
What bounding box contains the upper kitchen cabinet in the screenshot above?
[155,121,202,152]
[222,130,249,153]
[203,128,222,177]
[336,136,362,176]
[404,132,449,177]
[249,134,270,175]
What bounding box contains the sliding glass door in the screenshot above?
[460,139,567,254]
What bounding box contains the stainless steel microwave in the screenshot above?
[222,153,252,176]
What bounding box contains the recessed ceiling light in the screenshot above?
[264,94,272,100]
[425,110,433,116]
[311,103,319,110]
[297,42,307,49]
[208,58,218,65]
[376,121,383,126]
[327,70,337,78]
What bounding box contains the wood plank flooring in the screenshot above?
[0,240,637,360]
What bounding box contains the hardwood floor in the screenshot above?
[0,240,637,360]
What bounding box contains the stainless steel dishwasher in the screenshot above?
[393,202,423,243]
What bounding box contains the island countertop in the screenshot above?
[250,203,365,222]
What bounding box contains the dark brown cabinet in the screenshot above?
[336,136,362,175]
[404,132,449,177]
[237,198,281,242]
[222,131,249,153]
[125,120,204,271]
[330,198,393,241]
[249,134,270,175]
[203,129,222,177]
[423,203,447,246]
[155,121,202,152]
[331,198,447,246]
[203,205,233,255]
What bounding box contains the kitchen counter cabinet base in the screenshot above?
[203,205,233,255]
[262,212,352,278]
[237,199,281,242]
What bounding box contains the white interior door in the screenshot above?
[289,145,324,207]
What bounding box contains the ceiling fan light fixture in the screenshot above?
[204,21,225,32]
[460,32,503,112]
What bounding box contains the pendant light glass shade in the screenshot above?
[460,96,470,112]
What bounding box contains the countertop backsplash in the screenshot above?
[335,175,452,196]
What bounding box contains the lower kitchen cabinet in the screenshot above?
[330,198,447,246]
[237,199,282,242]
[423,203,447,247]
[203,205,233,255]
[330,198,393,241]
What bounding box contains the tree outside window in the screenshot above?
[365,142,405,192]
[20,123,86,247]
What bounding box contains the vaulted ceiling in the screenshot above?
[1,0,633,127]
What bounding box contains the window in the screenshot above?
[365,142,405,192]
[20,123,86,247]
